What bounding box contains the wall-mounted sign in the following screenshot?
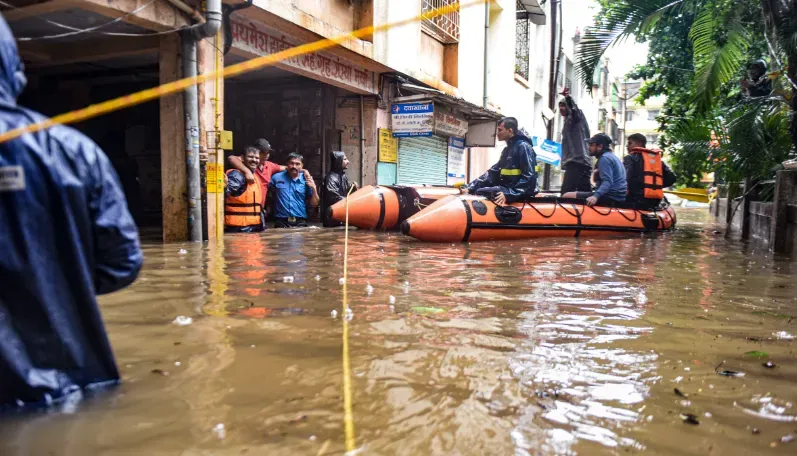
[391,102,434,137]
[447,136,466,186]
[378,128,398,163]
[231,20,376,94]
[206,163,220,193]
[435,110,469,137]
[531,136,563,167]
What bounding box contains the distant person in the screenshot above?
[0,16,142,408]
[228,138,284,202]
[741,60,772,98]
[322,150,358,227]
[562,133,626,206]
[225,146,265,233]
[558,87,592,193]
[267,153,320,228]
[624,133,677,208]
[461,117,537,205]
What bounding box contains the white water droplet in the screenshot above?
[339,278,346,285]
[389,295,396,305]
[212,423,226,439]
[179,249,188,255]
[365,283,374,295]
[315,275,321,281]
[174,362,181,367]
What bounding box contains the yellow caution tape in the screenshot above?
[0,0,482,145]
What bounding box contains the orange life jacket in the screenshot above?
[629,147,664,199]
[225,169,264,227]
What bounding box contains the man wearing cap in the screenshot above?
[558,87,593,193]
[228,138,284,201]
[562,133,626,207]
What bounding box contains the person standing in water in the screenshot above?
[225,146,265,233]
[322,150,358,227]
[0,15,142,408]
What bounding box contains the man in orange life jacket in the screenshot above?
[624,133,677,208]
[225,146,265,233]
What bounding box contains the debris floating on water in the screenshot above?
[283,276,295,283]
[714,361,745,377]
[331,310,338,319]
[773,331,794,340]
[339,278,346,285]
[172,316,193,326]
[179,249,187,255]
[674,388,687,398]
[752,428,761,435]
[781,434,795,444]
[344,308,354,320]
[174,362,181,367]
[365,283,374,295]
[212,423,226,439]
[315,275,321,281]
[389,295,396,305]
[151,369,169,376]
[309,435,317,442]
[763,361,777,368]
[680,413,700,425]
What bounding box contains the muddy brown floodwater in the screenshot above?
[2,209,797,455]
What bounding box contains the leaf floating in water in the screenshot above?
[411,306,445,315]
[680,413,700,425]
[715,361,745,377]
[674,388,688,398]
[745,351,769,358]
[763,361,777,368]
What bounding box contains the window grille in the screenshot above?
[422,0,460,44]
[515,0,530,80]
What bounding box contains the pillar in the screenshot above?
[770,170,797,252]
[197,36,224,242]
[159,34,187,242]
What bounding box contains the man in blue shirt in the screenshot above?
[563,133,626,206]
[267,152,320,227]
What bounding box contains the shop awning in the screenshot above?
[518,0,547,26]
[396,83,504,122]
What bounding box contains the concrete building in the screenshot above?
[4,0,554,242]
[620,80,665,154]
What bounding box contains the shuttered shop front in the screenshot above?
[397,136,448,185]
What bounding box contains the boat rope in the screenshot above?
[526,201,556,218]
[341,185,356,452]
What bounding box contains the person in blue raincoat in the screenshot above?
[461,117,538,205]
[0,14,142,409]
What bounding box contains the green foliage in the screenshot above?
[578,0,797,186]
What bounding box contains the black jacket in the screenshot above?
[467,134,538,202]
[322,151,354,227]
[623,153,677,206]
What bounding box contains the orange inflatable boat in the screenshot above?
[400,195,676,242]
[327,185,460,230]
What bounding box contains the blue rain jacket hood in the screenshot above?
[0,15,143,409]
[467,133,538,202]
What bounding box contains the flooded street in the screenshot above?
[2,209,796,455]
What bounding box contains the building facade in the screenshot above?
[4,0,554,242]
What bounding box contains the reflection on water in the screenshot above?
[2,210,797,455]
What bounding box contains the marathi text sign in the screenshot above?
[447,136,466,186]
[378,128,398,163]
[391,103,434,137]
[531,136,563,167]
[435,110,468,137]
[231,20,375,94]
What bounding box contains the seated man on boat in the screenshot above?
[460,117,538,205]
[624,133,677,208]
[225,146,266,233]
[562,133,626,207]
[267,153,320,228]
[322,150,358,227]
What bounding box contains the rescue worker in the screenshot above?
[624,133,677,208]
[322,150,358,227]
[461,117,538,205]
[562,133,626,206]
[228,138,284,202]
[0,15,142,408]
[558,87,593,193]
[225,146,265,233]
[267,153,320,228]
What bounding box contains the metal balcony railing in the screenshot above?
[421,0,460,44]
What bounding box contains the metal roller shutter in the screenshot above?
[397,135,448,186]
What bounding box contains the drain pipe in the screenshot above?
[482,0,489,108]
[181,0,222,242]
[359,95,365,185]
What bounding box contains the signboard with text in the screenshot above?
[447,136,466,186]
[378,128,398,163]
[435,110,468,137]
[391,102,434,137]
[531,136,563,167]
[231,20,376,94]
